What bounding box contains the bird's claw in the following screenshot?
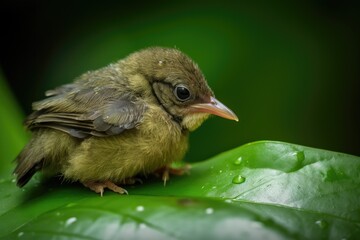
[82,180,128,196]
[155,163,191,186]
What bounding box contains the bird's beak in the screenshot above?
[190,96,238,121]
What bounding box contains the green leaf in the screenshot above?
[0,70,28,176]
[0,141,359,239]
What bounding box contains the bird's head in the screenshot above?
[121,47,238,131]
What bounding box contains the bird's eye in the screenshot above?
[174,84,191,101]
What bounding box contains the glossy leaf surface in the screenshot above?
[1,141,359,239]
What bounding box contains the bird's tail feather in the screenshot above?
[13,138,44,187]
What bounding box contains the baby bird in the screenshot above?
[14,47,238,195]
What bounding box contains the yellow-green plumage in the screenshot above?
[64,104,189,183]
[14,47,238,194]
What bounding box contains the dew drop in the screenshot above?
[11,179,16,183]
[232,175,246,184]
[136,205,145,212]
[234,157,242,165]
[205,208,214,214]
[296,151,305,162]
[224,199,232,203]
[65,217,77,227]
[18,232,24,237]
[323,167,347,182]
[315,219,328,229]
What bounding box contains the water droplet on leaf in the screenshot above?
[136,205,145,212]
[323,167,348,182]
[65,217,77,227]
[315,219,328,229]
[234,157,242,165]
[205,208,214,214]
[232,175,246,184]
[296,151,305,162]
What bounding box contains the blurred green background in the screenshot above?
[1,0,359,164]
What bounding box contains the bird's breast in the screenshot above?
[135,104,189,168]
[110,104,189,179]
[67,104,189,182]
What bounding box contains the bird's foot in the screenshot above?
[155,163,191,186]
[82,180,128,196]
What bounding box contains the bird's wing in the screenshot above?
[26,83,147,138]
